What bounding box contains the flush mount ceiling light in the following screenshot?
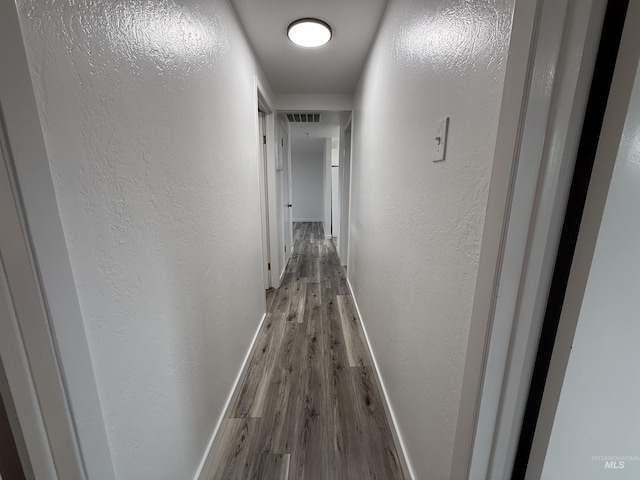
[287,18,332,48]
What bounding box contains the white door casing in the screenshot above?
[0,3,114,478]
[461,0,607,478]
[257,109,271,290]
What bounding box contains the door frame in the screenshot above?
[0,153,57,480]
[521,0,634,476]
[452,0,611,478]
[257,108,271,290]
[0,3,114,479]
[255,78,280,290]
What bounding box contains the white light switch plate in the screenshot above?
[433,117,449,162]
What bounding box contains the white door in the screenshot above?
[279,125,293,267]
[257,111,271,289]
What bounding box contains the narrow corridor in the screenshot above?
[210,223,404,479]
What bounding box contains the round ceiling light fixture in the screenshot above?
[287,18,332,48]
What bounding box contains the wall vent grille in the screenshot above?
[286,113,321,123]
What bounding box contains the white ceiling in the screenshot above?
[230,0,388,94]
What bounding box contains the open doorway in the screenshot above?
[290,136,326,225]
[285,110,350,267]
[256,82,294,291]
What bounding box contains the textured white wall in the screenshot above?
[275,117,292,284]
[541,59,640,480]
[291,153,325,221]
[348,0,515,477]
[16,1,271,478]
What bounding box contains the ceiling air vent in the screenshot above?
[286,113,322,123]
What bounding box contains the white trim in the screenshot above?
[0,107,86,480]
[254,77,282,290]
[257,108,271,290]
[323,234,332,239]
[526,2,640,476]
[452,2,542,472]
[345,278,416,480]
[285,120,294,264]
[255,76,275,120]
[283,119,294,270]
[279,264,288,284]
[0,4,114,478]
[193,312,268,480]
[293,218,324,222]
[267,115,281,290]
[466,1,607,478]
[333,242,343,265]
[0,258,55,480]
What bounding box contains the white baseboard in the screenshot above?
[193,312,268,480]
[323,234,332,239]
[279,263,287,283]
[345,279,416,480]
[292,218,323,222]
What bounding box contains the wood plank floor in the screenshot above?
[210,222,404,480]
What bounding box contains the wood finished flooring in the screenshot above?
[210,222,404,480]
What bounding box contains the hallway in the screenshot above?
[4,0,616,477]
[210,223,403,479]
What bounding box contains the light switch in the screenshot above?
[433,117,449,162]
